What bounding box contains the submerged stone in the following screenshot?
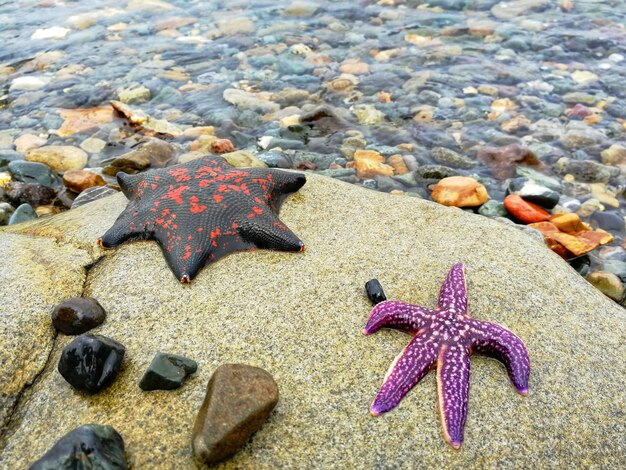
[8,161,58,188]
[507,178,560,209]
[57,334,125,393]
[51,297,106,335]
[192,364,279,465]
[29,424,127,470]
[139,352,197,391]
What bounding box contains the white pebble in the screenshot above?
[609,53,624,63]
[10,76,51,91]
[31,26,70,40]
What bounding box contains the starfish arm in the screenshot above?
[470,321,530,395]
[370,334,438,416]
[99,204,149,248]
[265,170,306,211]
[437,262,468,314]
[237,213,304,252]
[363,301,434,335]
[436,344,470,449]
[117,172,141,198]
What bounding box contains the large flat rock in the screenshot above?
[0,233,90,432]
[1,173,625,468]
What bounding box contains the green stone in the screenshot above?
[139,352,197,391]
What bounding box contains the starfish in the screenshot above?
[363,263,530,449]
[99,156,306,283]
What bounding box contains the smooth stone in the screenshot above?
[8,203,36,225]
[515,166,562,191]
[491,0,549,19]
[414,165,460,180]
[374,175,405,193]
[256,151,292,169]
[478,200,508,218]
[1,174,626,467]
[586,272,625,302]
[507,178,560,209]
[589,211,625,232]
[0,149,22,167]
[139,352,198,391]
[5,182,56,207]
[430,147,475,169]
[14,134,47,153]
[192,364,279,465]
[118,85,151,104]
[79,137,107,154]
[102,139,175,176]
[0,202,15,225]
[352,150,394,179]
[8,161,58,188]
[62,170,106,193]
[222,89,279,114]
[365,279,386,305]
[602,260,626,281]
[10,76,51,91]
[71,186,118,208]
[29,424,127,470]
[30,26,69,40]
[51,297,106,335]
[26,146,87,173]
[503,195,551,224]
[58,334,125,393]
[431,176,490,207]
[553,158,619,183]
[601,144,626,169]
[477,144,540,180]
[222,150,268,169]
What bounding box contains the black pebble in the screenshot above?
[58,334,125,393]
[139,352,198,391]
[51,297,106,335]
[365,279,387,305]
[29,424,127,470]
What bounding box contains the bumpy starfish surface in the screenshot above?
[99,156,306,283]
[363,263,530,449]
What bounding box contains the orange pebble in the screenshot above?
[503,194,551,224]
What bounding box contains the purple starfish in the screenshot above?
[363,263,530,449]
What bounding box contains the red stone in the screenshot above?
[503,195,551,224]
[210,139,235,154]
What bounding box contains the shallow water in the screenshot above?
[1,0,626,291]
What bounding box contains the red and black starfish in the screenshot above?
[98,156,306,283]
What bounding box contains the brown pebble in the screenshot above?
[192,364,279,465]
[62,170,106,193]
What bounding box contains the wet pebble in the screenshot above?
[8,161,58,188]
[29,424,127,470]
[57,334,125,393]
[431,147,475,169]
[62,170,106,193]
[586,271,625,302]
[139,352,198,391]
[554,158,619,183]
[26,146,88,172]
[507,177,560,209]
[0,202,15,225]
[71,186,118,208]
[503,194,551,223]
[192,364,279,465]
[8,203,36,225]
[431,176,490,207]
[6,182,56,207]
[51,297,106,335]
[478,200,508,218]
[102,139,175,176]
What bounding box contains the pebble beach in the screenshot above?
[1,1,626,468]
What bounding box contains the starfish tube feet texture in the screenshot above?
[363,262,530,448]
[99,156,306,282]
